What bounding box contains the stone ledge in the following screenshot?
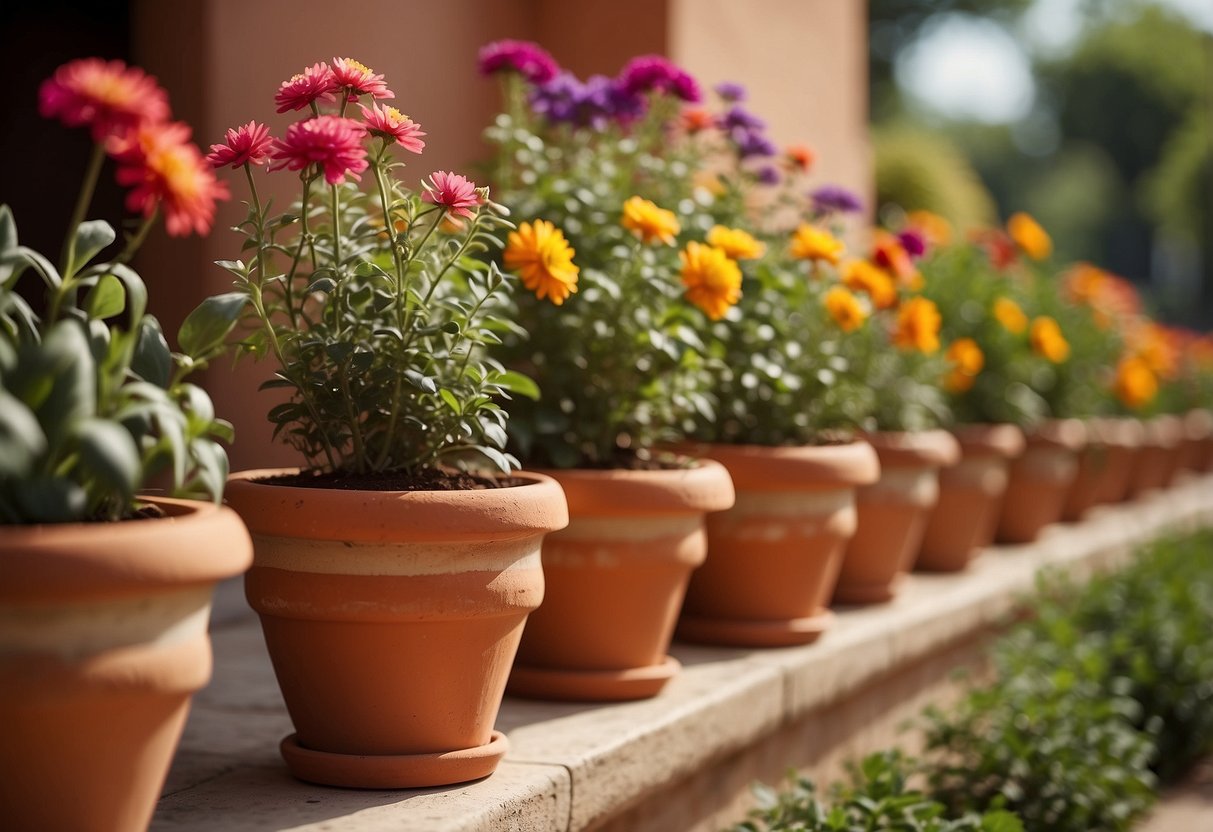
[152,473,1213,832]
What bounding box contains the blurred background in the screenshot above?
[870,0,1213,327]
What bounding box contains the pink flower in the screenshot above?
[109,121,229,236]
[269,116,368,185]
[331,57,393,102]
[421,171,484,219]
[274,62,339,113]
[359,104,425,154]
[206,121,274,169]
[477,40,560,84]
[39,58,170,141]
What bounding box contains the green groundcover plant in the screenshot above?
[210,58,531,478]
[1,58,240,523]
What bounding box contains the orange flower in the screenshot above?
[504,220,580,306]
[873,230,921,288]
[680,242,741,320]
[906,210,953,247]
[1128,322,1179,380]
[1114,355,1158,410]
[785,144,815,173]
[993,297,1028,334]
[1007,212,1052,261]
[680,107,716,134]
[842,260,898,309]
[893,296,942,353]
[789,223,845,265]
[622,196,680,245]
[1030,316,1070,363]
[706,225,765,260]
[971,228,1018,270]
[824,286,867,332]
[945,338,984,392]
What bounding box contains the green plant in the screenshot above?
[1,58,239,523]
[214,59,529,477]
[731,751,1022,832]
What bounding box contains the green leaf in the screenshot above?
[75,418,141,501]
[178,292,246,360]
[0,388,46,479]
[439,388,461,414]
[16,477,87,523]
[0,204,17,255]
[214,259,248,278]
[72,220,116,269]
[132,317,173,388]
[105,263,148,322]
[494,370,540,400]
[85,273,125,320]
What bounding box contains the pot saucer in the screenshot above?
[675,609,835,647]
[279,731,508,789]
[507,655,679,702]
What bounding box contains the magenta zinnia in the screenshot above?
[617,55,701,103]
[206,121,273,169]
[269,116,368,185]
[274,62,339,113]
[359,104,425,154]
[421,171,483,219]
[477,39,560,84]
[331,57,393,102]
[110,120,229,236]
[39,58,169,141]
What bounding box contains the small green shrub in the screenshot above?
[731,751,1023,832]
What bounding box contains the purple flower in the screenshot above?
[530,72,618,129]
[811,185,864,215]
[616,55,701,103]
[754,165,781,185]
[898,228,928,259]
[719,105,766,133]
[734,129,777,159]
[714,81,748,103]
[478,40,560,85]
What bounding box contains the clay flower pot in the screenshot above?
[1064,417,1145,519]
[507,462,734,702]
[675,441,880,647]
[834,430,960,602]
[0,498,252,832]
[917,423,1025,572]
[996,419,1087,543]
[1125,415,1184,498]
[1179,409,1213,474]
[225,470,568,789]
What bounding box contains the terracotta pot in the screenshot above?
[674,441,880,647]
[996,419,1087,543]
[917,423,1025,572]
[508,462,734,702]
[1125,415,1184,498]
[0,498,252,832]
[1064,417,1144,519]
[225,470,567,789]
[1179,409,1213,474]
[834,430,960,602]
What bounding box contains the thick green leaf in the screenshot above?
[494,370,540,400]
[132,317,172,388]
[0,388,46,479]
[85,273,125,320]
[0,204,16,255]
[178,292,246,360]
[72,220,116,270]
[105,263,148,323]
[75,418,140,500]
[439,388,461,414]
[16,477,87,523]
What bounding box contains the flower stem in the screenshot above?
[60,141,107,279]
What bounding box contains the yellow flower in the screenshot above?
[1030,316,1070,362]
[1007,212,1052,261]
[893,296,942,353]
[824,286,867,332]
[1129,322,1179,380]
[622,196,680,245]
[789,223,845,264]
[945,338,985,392]
[1114,355,1158,410]
[993,297,1028,334]
[907,210,953,247]
[707,225,765,260]
[842,259,898,309]
[680,242,741,320]
[504,220,580,306]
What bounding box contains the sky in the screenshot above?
[895,0,1213,124]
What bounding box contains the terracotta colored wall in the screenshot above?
[131,0,869,471]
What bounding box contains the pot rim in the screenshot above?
[534,458,735,516]
[862,428,962,468]
[950,422,1026,458]
[0,497,252,602]
[226,468,569,543]
[1026,418,1088,451]
[671,439,880,490]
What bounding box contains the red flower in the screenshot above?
[359,104,425,154]
[39,58,170,141]
[274,62,339,113]
[109,121,229,236]
[421,171,483,219]
[269,116,368,185]
[206,121,274,169]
